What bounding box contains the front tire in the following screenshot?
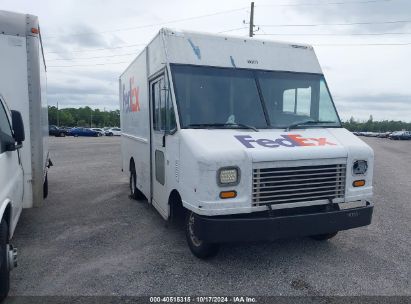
[0,220,10,301]
[185,211,219,259]
[310,232,338,241]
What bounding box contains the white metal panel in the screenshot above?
[0,34,33,208]
[120,49,151,199]
[26,35,47,207]
[147,33,167,77]
[163,29,322,74]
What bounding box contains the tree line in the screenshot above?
[342,116,411,132]
[48,106,120,128]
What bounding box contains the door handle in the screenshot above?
[162,135,166,147]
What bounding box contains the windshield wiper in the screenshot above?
[285,120,336,131]
[187,123,259,132]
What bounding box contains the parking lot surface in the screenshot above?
[9,136,411,296]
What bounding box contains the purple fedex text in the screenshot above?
[234,134,336,148]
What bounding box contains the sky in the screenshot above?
[1,0,411,121]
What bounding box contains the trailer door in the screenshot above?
[150,74,170,217]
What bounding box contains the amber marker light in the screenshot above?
[353,180,366,187]
[220,191,237,199]
[31,28,39,34]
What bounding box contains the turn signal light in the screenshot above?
[220,191,237,199]
[31,28,39,34]
[353,180,365,187]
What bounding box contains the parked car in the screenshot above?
[49,125,68,137]
[68,127,101,137]
[389,131,411,140]
[105,127,121,136]
[377,132,391,138]
[91,128,105,136]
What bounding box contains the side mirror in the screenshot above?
[11,110,25,144]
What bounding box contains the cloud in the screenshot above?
[336,93,411,121]
[293,0,411,32]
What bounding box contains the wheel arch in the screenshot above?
[168,189,185,221]
[0,201,12,238]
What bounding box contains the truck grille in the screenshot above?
[252,164,346,206]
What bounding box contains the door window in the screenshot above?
[0,101,14,153]
[152,75,177,133]
[283,87,311,116]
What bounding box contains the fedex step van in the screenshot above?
[120,29,374,258]
[0,10,50,299]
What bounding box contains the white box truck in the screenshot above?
[120,29,374,258]
[0,10,50,299]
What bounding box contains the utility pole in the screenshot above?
[249,2,255,38]
[57,101,59,127]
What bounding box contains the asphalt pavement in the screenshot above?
[9,136,411,296]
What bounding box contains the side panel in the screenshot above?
[120,49,151,199]
[0,34,34,208]
[39,43,49,182]
[26,34,47,207]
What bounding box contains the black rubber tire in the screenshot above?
[129,169,145,200]
[310,232,338,241]
[0,220,10,301]
[74,134,79,137]
[185,211,219,259]
[59,132,66,137]
[43,174,48,199]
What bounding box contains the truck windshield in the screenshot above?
[171,64,341,129]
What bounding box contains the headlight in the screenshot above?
[353,160,368,175]
[217,167,240,186]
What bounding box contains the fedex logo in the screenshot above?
[235,134,337,149]
[122,77,140,113]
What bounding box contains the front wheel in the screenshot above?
[0,220,10,301]
[185,212,219,259]
[310,232,338,241]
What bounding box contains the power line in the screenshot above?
[217,27,248,34]
[47,41,411,67]
[259,19,411,27]
[47,52,138,61]
[257,0,392,7]
[44,7,248,39]
[45,44,144,55]
[314,42,411,46]
[255,32,411,36]
[48,61,130,68]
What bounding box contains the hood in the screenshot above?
[179,128,366,163]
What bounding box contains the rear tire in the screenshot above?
[129,169,145,200]
[0,220,10,301]
[185,211,219,259]
[310,232,338,241]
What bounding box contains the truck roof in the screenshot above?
[121,28,322,77]
[0,10,39,37]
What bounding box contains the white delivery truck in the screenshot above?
[0,10,50,299]
[120,28,374,258]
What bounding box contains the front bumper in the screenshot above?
[194,202,373,243]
